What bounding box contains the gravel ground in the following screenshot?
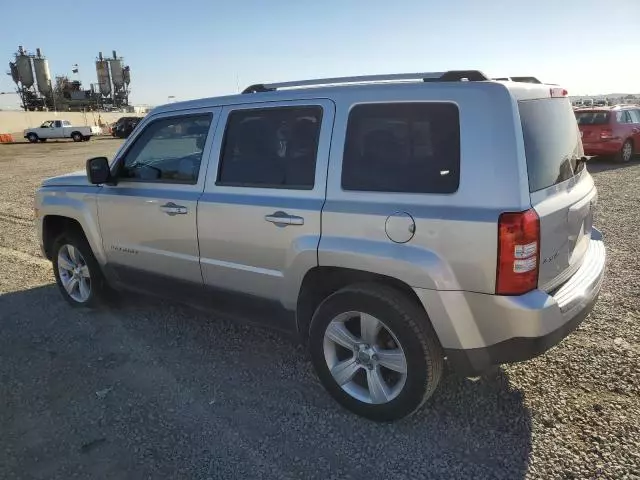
[0,141,638,479]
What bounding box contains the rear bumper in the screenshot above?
[414,228,606,376]
[582,141,622,156]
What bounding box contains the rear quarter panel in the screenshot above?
[320,83,529,293]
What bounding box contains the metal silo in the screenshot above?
[108,50,125,89]
[95,52,112,97]
[33,48,52,95]
[15,46,34,88]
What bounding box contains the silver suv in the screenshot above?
[35,70,606,421]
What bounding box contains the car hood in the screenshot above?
[41,170,94,187]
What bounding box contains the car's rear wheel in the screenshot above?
[27,133,38,143]
[309,283,443,421]
[616,139,633,163]
[71,132,83,142]
[52,231,111,308]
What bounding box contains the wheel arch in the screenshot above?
[42,215,87,260]
[295,266,432,346]
[39,192,106,265]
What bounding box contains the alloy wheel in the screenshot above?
[622,141,633,162]
[323,311,408,404]
[57,244,91,303]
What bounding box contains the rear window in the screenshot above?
[341,103,460,194]
[519,99,584,192]
[575,111,610,125]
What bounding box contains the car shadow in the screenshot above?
[0,285,532,479]
[587,156,639,173]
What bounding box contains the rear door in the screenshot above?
[198,100,334,308]
[519,97,596,291]
[614,110,635,144]
[627,109,640,151]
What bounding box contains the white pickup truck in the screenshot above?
[24,120,101,143]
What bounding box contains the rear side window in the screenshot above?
[575,111,610,125]
[341,103,460,193]
[629,109,640,123]
[615,110,633,124]
[217,106,322,189]
[519,99,584,192]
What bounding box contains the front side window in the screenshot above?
[341,103,460,193]
[118,114,212,184]
[217,106,322,189]
[54,121,62,128]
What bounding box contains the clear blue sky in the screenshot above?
[1,0,639,109]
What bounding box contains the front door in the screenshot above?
[41,120,62,139]
[96,108,219,291]
[198,100,334,311]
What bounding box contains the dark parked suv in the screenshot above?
[112,116,142,139]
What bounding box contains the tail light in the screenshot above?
[550,87,568,97]
[600,129,613,140]
[496,209,540,295]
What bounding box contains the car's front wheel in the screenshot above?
[309,283,443,421]
[52,232,111,308]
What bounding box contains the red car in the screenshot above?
[576,106,640,162]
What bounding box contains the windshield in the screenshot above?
[575,111,610,125]
[519,98,585,192]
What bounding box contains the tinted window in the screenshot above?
[218,106,322,189]
[341,103,460,193]
[519,99,584,193]
[629,109,640,123]
[615,110,632,124]
[575,111,610,125]
[119,114,212,184]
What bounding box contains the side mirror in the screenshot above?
[86,157,112,184]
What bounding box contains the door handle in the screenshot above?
[160,202,188,216]
[264,211,304,226]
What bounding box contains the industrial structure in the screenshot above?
[7,46,132,112]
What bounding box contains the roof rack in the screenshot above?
[242,70,489,94]
[492,76,542,84]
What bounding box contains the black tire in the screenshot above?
[71,132,83,142]
[616,139,633,163]
[38,138,47,143]
[51,230,111,308]
[27,133,38,143]
[309,283,443,421]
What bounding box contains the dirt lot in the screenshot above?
[1,140,639,480]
